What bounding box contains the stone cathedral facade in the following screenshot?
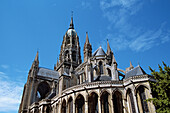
[19,17,156,113]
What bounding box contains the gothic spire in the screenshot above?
[34,51,39,62]
[106,39,111,55]
[69,15,74,29]
[85,32,90,44]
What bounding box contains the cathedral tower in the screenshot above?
[56,17,82,75]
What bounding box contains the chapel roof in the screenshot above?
[125,65,146,79]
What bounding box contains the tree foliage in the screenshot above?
[148,62,170,113]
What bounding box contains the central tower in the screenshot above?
[56,17,82,75]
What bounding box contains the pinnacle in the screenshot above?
[34,51,39,62]
[69,16,74,29]
[85,32,90,44]
[107,39,111,55]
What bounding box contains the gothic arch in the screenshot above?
[136,85,149,113]
[112,88,124,99]
[99,61,103,75]
[107,68,112,77]
[61,99,66,113]
[126,88,136,113]
[100,89,110,97]
[88,90,99,97]
[135,84,150,94]
[88,92,98,113]
[75,94,85,113]
[112,91,123,113]
[36,81,51,101]
[100,91,110,113]
[75,93,86,101]
[68,96,73,113]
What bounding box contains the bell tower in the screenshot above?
[56,16,82,75]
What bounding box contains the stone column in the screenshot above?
[79,75,82,84]
[73,97,76,113]
[58,102,62,113]
[132,90,139,113]
[98,97,102,113]
[88,66,91,82]
[122,98,127,113]
[111,97,114,113]
[39,106,43,113]
[85,95,88,113]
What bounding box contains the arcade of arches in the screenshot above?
[47,85,152,113]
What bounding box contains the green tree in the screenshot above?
[148,62,170,113]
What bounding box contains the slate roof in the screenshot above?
[125,65,146,79]
[37,67,59,79]
[92,46,106,57]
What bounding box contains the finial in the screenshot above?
[34,51,39,62]
[107,39,111,55]
[71,11,73,18]
[85,32,90,44]
[69,12,74,29]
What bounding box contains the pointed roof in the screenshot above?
[34,51,39,62]
[85,32,90,44]
[93,46,106,57]
[125,65,146,79]
[106,39,111,55]
[112,53,116,63]
[69,16,74,29]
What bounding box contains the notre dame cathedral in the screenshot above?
[19,16,156,113]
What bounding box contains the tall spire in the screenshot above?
[85,32,90,44]
[34,51,39,63]
[106,39,111,55]
[69,12,74,29]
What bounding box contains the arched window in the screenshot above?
[99,61,103,75]
[68,97,73,113]
[88,92,98,113]
[113,91,123,113]
[36,82,50,101]
[127,89,136,113]
[61,99,66,113]
[72,38,76,45]
[72,51,76,62]
[75,94,85,113]
[101,91,110,113]
[137,86,149,113]
[65,50,69,60]
[107,68,111,77]
[66,37,70,44]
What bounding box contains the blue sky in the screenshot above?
[0,0,170,112]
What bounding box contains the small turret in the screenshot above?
[83,32,92,62]
[106,39,112,55]
[29,51,39,76]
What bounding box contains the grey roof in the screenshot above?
[92,46,106,57]
[37,67,59,79]
[62,71,69,76]
[125,65,146,79]
[94,75,112,81]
